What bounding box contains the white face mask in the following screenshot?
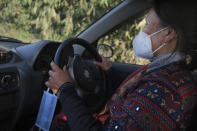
[132,27,169,59]
[35,88,57,131]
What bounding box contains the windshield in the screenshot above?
[0,0,122,43]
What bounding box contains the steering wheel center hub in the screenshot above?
[73,55,97,93]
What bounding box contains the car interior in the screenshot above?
[0,0,196,130]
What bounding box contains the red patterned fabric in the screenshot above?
[50,111,68,130]
[108,63,197,131]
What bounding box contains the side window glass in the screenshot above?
[98,17,150,65]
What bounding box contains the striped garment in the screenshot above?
[107,63,197,131]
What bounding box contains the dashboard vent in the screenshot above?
[0,72,18,89]
[0,49,13,64]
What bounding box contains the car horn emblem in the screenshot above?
[84,70,90,78]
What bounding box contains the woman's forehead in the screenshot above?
[146,9,160,25]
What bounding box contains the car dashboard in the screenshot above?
[0,46,21,129]
[0,40,61,129]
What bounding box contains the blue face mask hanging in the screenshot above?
[35,88,57,131]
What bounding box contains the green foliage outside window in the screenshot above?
[0,0,121,41]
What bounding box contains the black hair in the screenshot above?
[152,1,197,71]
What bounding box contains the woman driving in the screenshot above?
[45,1,197,130]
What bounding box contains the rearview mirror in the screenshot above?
[97,44,113,58]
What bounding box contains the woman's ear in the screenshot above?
[163,28,176,43]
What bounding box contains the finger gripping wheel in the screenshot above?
[54,38,108,113]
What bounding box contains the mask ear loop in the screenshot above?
[150,26,169,54]
[47,88,50,92]
[150,26,169,37]
[152,43,167,54]
[46,88,56,95]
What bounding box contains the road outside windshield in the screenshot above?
[0,0,122,43]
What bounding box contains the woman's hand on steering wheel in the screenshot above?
[45,61,72,94]
[94,55,112,71]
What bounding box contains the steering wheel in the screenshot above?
[54,38,108,113]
